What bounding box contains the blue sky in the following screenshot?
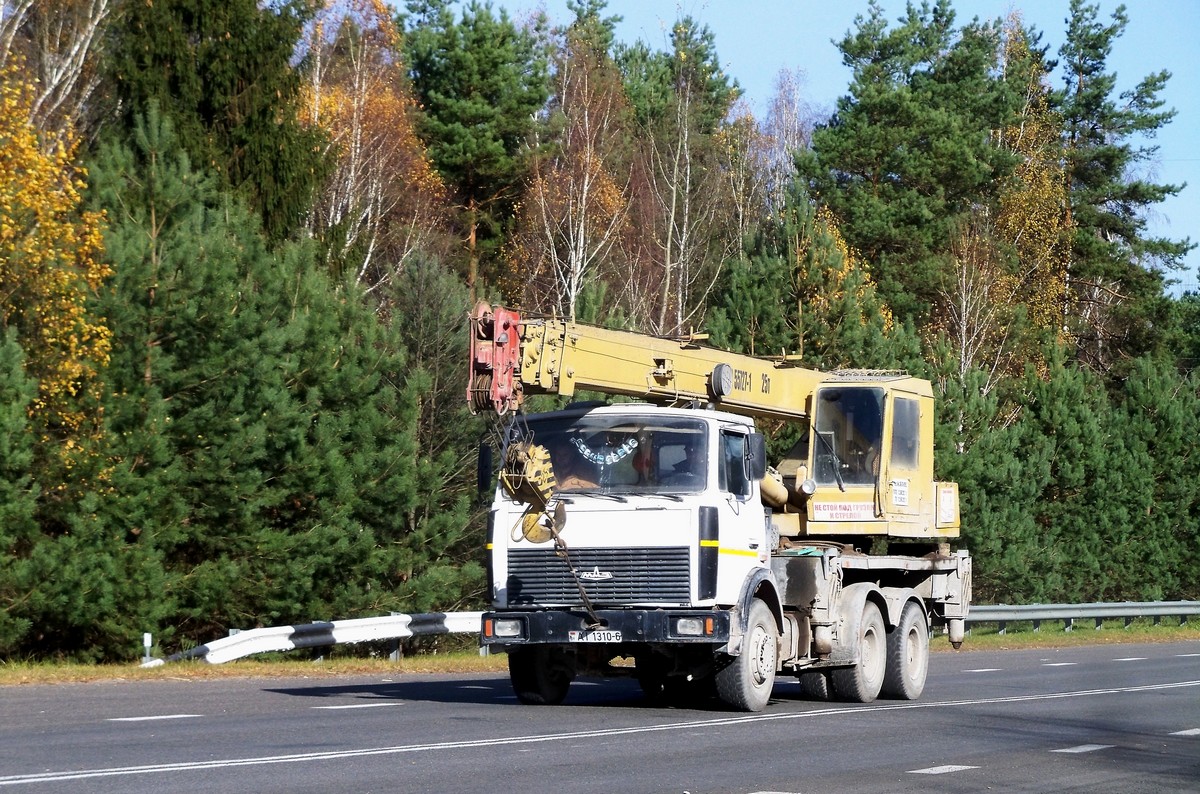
[498,0,1200,293]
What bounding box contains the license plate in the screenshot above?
[568,629,622,643]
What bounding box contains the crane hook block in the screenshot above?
[468,301,523,415]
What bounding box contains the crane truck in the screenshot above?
[468,302,971,712]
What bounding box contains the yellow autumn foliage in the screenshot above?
[0,63,110,441]
[996,23,1072,337]
[797,206,892,333]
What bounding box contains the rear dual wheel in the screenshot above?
[882,600,928,700]
[830,601,886,703]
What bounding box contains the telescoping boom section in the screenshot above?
[468,302,826,421]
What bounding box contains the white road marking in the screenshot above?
[1042,662,1077,667]
[107,714,202,723]
[1170,728,1200,736]
[1113,657,1147,662]
[311,703,402,710]
[7,679,1199,787]
[1051,744,1113,754]
[908,765,979,774]
[1177,653,1200,658]
[963,668,1002,673]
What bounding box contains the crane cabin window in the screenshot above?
[890,397,920,470]
[812,387,885,487]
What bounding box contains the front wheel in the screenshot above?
[715,599,778,712]
[509,646,574,705]
[882,600,929,699]
[829,601,886,703]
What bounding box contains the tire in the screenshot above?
[797,670,831,701]
[508,646,574,705]
[882,600,929,700]
[829,601,886,703]
[715,599,778,712]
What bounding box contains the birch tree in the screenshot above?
[0,0,111,136]
[506,26,632,320]
[302,0,446,298]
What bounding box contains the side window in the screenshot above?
[891,398,919,469]
[719,432,750,497]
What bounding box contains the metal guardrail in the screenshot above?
[140,612,483,667]
[966,601,1200,634]
[140,601,1200,666]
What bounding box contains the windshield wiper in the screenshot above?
[559,491,628,503]
[814,431,846,492]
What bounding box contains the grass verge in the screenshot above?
[2,620,1196,687]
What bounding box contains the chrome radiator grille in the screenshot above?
[506,547,691,605]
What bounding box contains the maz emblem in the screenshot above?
[578,566,614,582]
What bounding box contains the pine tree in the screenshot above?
[797,0,1020,323]
[0,330,38,654]
[88,109,435,648]
[1056,0,1193,372]
[106,0,328,241]
[402,0,550,301]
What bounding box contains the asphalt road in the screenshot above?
[1,641,1197,793]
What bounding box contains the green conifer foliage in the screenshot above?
[88,109,430,647]
[106,0,328,241]
[798,0,1020,323]
[0,331,38,654]
[402,0,551,299]
[1057,0,1193,371]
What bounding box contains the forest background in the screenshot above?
[0,0,1197,662]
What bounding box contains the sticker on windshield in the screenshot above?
[572,436,638,466]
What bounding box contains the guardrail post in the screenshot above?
[389,612,403,661]
[997,621,1006,636]
[1124,616,1133,629]
[1094,617,1102,630]
[1063,618,1073,632]
[1032,619,1040,633]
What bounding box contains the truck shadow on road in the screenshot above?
[264,675,822,712]
[265,675,647,708]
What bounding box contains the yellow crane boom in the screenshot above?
[468,302,827,421]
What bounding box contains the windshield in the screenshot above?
[509,413,708,494]
[813,387,884,487]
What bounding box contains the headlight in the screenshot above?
[675,617,705,636]
[493,618,523,638]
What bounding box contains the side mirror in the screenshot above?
[746,433,768,481]
[476,441,493,503]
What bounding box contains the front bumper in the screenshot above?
[481,608,731,646]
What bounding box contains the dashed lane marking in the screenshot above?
[107,715,202,723]
[1051,744,1114,754]
[311,703,402,710]
[1042,662,1077,667]
[908,765,980,775]
[963,668,1002,673]
[8,679,1198,787]
[1170,728,1200,736]
[1113,657,1147,662]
